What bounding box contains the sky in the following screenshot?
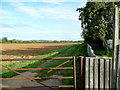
[0,0,87,41]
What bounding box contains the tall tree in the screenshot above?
[2,37,8,43]
[77,2,120,55]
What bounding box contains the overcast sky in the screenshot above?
[0,0,87,41]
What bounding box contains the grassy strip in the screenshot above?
[1,44,74,78]
[34,44,79,77]
[62,43,87,90]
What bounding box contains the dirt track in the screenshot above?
[1,43,77,59]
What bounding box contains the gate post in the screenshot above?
[78,56,85,89]
[73,56,77,90]
[112,5,119,89]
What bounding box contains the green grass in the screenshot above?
[34,44,79,77]
[95,49,112,58]
[1,51,59,78]
[33,43,87,89]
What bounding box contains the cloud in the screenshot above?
[1,1,84,41]
[0,7,17,19]
[11,2,43,19]
[0,23,30,28]
[10,2,79,20]
[40,0,87,3]
[39,6,79,21]
[0,23,13,28]
[0,8,11,15]
[0,16,17,19]
[1,0,86,3]
[0,25,82,41]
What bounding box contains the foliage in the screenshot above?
[95,48,112,58]
[1,37,9,43]
[77,2,120,42]
[76,2,120,54]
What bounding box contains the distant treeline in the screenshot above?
[1,37,83,43]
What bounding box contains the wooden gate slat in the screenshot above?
[94,58,98,88]
[100,59,104,88]
[85,57,89,88]
[90,58,94,89]
[110,59,112,89]
[105,60,110,88]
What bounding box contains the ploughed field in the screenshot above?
[1,43,77,59]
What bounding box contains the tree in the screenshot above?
[11,39,16,43]
[2,37,8,43]
[77,2,120,55]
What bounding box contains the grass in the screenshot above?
[34,44,79,77]
[1,51,59,78]
[95,49,112,58]
[1,43,87,89]
[33,43,87,90]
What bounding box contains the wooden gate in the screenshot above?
[0,56,76,90]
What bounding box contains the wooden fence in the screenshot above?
[84,57,112,89]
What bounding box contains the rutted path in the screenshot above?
[2,60,63,90]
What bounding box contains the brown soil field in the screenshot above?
[1,43,78,59]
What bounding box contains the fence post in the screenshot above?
[112,5,119,89]
[78,56,85,89]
